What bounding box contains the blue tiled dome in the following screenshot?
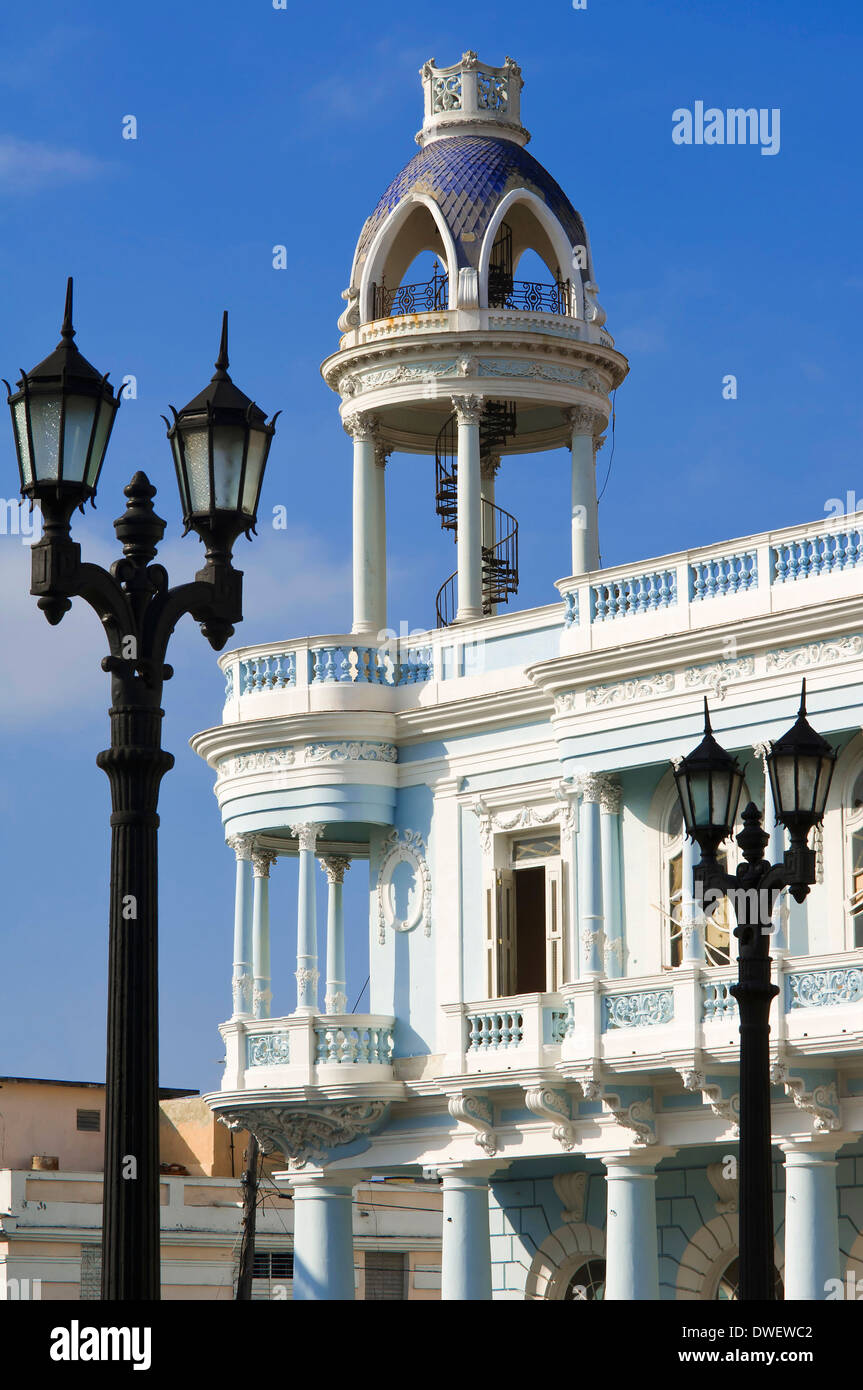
[354,135,587,277]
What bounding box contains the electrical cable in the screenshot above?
[596,386,617,503]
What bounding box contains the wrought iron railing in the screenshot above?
[490,278,571,315]
[372,267,448,319]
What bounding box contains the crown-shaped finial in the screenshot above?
[416,53,529,149]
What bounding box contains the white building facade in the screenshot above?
[194,52,863,1301]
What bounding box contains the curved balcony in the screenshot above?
[220,1013,399,1090]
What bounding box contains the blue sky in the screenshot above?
[1,0,862,1093]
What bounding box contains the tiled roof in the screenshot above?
[354,136,587,276]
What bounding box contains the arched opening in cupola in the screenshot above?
[481,196,580,315]
[365,200,453,321]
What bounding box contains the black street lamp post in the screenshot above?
[671,686,835,1301]
[5,282,277,1300]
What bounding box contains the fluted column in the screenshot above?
[599,778,624,978]
[227,834,254,1018]
[251,846,277,1019]
[574,773,606,976]
[452,394,483,622]
[566,405,604,575]
[781,1142,841,1299]
[321,855,351,1014]
[344,412,383,637]
[292,823,324,1014]
[603,1157,660,1299]
[439,1164,494,1300]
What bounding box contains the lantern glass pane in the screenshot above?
[170,434,189,515]
[183,428,212,512]
[28,397,62,480]
[13,400,33,485]
[240,429,267,517]
[773,755,800,817]
[86,399,114,488]
[62,396,99,482]
[212,426,247,510]
[689,770,713,827]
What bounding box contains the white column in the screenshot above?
[439,1165,494,1301]
[291,1174,358,1301]
[599,779,624,978]
[781,1142,841,1299]
[344,411,382,636]
[680,831,704,964]
[227,835,254,1018]
[575,773,605,976]
[320,855,351,1014]
[452,394,483,622]
[567,405,603,575]
[603,1156,660,1300]
[251,846,277,1019]
[755,740,787,952]
[480,453,500,617]
[374,442,389,635]
[291,823,324,1014]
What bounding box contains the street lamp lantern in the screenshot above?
[672,696,744,859]
[165,311,278,564]
[766,678,836,851]
[4,278,121,529]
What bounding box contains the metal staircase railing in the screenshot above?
[434,404,519,628]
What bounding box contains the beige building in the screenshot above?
[0,1077,441,1300]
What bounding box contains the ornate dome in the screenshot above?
[353,134,588,283]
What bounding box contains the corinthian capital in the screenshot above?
[565,404,605,438]
[374,441,391,470]
[342,411,379,442]
[291,822,325,853]
[572,771,620,808]
[451,393,484,426]
[320,855,351,885]
[251,847,278,878]
[226,834,254,862]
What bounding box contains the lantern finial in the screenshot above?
[61,277,75,344]
[799,677,807,718]
[214,311,229,378]
[703,696,712,734]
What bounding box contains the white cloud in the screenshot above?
[0,135,107,194]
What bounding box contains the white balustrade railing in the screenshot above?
[219,1013,397,1090]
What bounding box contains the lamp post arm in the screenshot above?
[145,564,243,669]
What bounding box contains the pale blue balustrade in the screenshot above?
[786,967,863,1010]
[603,989,674,1030]
[308,643,434,686]
[690,551,757,601]
[314,1022,395,1065]
[702,978,737,1021]
[239,651,297,695]
[247,1033,292,1067]
[224,664,235,700]
[773,530,863,584]
[547,1008,569,1043]
[591,569,677,622]
[466,1009,524,1051]
[563,591,579,629]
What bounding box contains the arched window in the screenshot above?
[714,1255,784,1301]
[563,1257,606,1301]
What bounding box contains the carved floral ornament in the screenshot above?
[217,1101,388,1170]
[376,829,432,944]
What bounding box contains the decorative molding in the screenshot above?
[247,1032,291,1067]
[294,967,320,995]
[553,1171,588,1223]
[680,1070,740,1135]
[524,1086,577,1151]
[564,403,605,435]
[571,772,621,811]
[584,672,675,708]
[219,748,295,777]
[232,971,253,1015]
[684,656,755,701]
[324,990,348,1015]
[448,1093,497,1156]
[305,740,397,764]
[252,984,272,1017]
[376,829,432,943]
[217,1100,388,1169]
[786,966,863,1009]
[603,989,673,1030]
[320,855,351,886]
[706,1161,739,1215]
[472,795,573,852]
[766,633,863,672]
[602,1092,656,1146]
[290,823,325,854]
[770,1063,841,1133]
